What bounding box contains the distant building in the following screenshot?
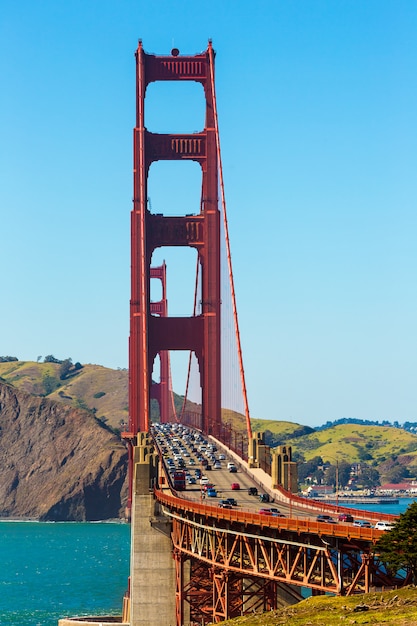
[305,485,334,498]
[377,482,417,494]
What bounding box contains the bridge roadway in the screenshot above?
[153,423,398,543]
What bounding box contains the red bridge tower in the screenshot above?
[129,42,221,438]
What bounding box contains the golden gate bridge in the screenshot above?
[58,42,406,626]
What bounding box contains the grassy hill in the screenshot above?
[219,586,417,625]
[250,418,417,482]
[2,361,417,480]
[284,423,417,466]
[251,418,310,439]
[0,360,129,431]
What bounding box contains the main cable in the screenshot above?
[208,42,253,440]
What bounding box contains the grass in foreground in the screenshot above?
[219,587,417,625]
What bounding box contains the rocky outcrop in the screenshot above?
[0,382,128,521]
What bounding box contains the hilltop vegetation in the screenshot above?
[252,419,417,484]
[0,359,129,432]
[219,587,417,625]
[2,359,417,483]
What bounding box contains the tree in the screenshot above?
[323,462,351,488]
[59,358,72,380]
[384,464,410,484]
[375,502,417,583]
[360,465,380,489]
[297,456,324,483]
[44,355,62,364]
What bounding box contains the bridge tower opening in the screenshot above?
[129,41,221,442]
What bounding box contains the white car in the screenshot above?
[374,521,394,531]
[200,476,209,485]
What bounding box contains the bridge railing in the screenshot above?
[154,487,388,543]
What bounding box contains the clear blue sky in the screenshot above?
[1,1,416,427]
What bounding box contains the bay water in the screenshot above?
[0,521,130,626]
[342,496,417,517]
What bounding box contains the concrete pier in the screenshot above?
[129,433,177,626]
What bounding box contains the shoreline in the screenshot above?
[309,496,400,505]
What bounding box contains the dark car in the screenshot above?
[317,514,337,523]
[219,500,232,509]
[248,487,258,496]
[226,497,237,506]
[269,508,282,516]
[338,513,354,523]
[259,493,270,503]
[259,508,273,515]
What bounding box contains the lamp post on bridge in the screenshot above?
[325,458,340,509]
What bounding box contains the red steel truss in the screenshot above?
[157,489,410,624]
[129,41,221,440]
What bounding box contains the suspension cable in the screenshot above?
[208,42,253,440]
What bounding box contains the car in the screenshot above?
[218,454,226,460]
[206,488,217,497]
[317,514,337,523]
[187,477,196,485]
[338,513,354,523]
[205,464,212,471]
[227,462,235,469]
[213,461,221,469]
[202,483,215,491]
[229,466,237,473]
[231,482,240,490]
[248,487,258,496]
[195,469,202,478]
[353,520,372,528]
[259,508,273,515]
[200,476,209,485]
[374,521,394,531]
[225,498,237,506]
[259,493,270,503]
[269,508,281,516]
[219,500,232,508]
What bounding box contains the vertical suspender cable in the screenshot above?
[208,43,253,441]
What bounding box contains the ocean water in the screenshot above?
[0,521,130,626]
[342,496,417,517]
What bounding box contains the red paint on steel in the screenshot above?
[129,42,222,439]
[149,263,170,423]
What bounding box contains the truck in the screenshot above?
[172,470,186,491]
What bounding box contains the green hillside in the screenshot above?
[219,586,417,625]
[2,361,417,481]
[0,360,129,431]
[251,418,417,483]
[251,418,308,439]
[285,423,417,465]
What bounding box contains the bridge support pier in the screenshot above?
[129,435,176,626]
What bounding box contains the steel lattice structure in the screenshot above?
[156,490,410,624]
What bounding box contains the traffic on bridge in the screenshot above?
[153,421,396,532]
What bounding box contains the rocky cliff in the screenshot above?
[0,382,128,521]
